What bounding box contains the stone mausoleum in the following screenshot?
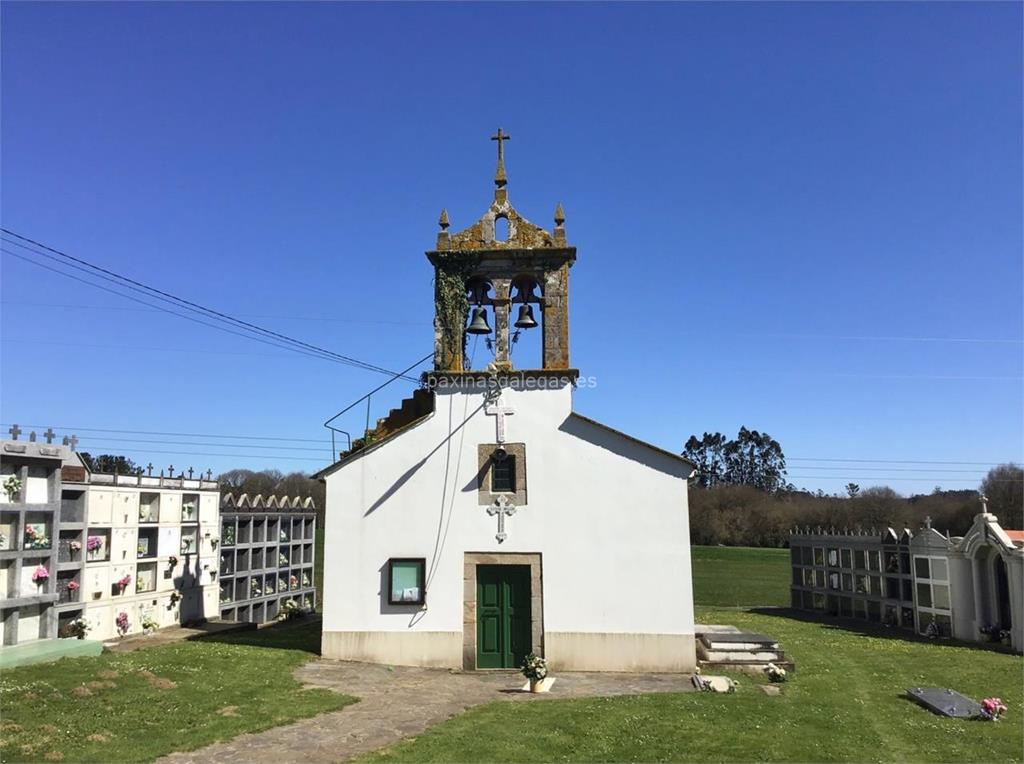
[788,497,1023,653]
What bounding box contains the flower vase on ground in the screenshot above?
[521,653,550,693]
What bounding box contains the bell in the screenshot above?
[466,307,492,335]
[514,304,538,330]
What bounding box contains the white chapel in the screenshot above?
[316,133,698,672]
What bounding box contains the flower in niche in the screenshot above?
[31,565,49,584]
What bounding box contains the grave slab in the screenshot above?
[906,687,982,718]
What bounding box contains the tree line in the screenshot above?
[681,430,1023,547]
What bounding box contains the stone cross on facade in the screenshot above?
[487,494,517,543]
[206,469,213,480]
[485,393,515,445]
[167,464,175,478]
[187,467,194,479]
[8,424,21,440]
[146,463,154,476]
[43,428,55,444]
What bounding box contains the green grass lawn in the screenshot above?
[692,545,791,606]
[365,607,1023,763]
[0,620,354,763]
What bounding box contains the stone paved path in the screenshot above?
[159,660,697,763]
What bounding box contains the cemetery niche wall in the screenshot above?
[217,493,316,624]
[0,433,86,647]
[64,463,222,641]
[789,498,1023,653]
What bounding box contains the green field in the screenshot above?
[0,621,353,763]
[366,606,1023,763]
[691,545,791,606]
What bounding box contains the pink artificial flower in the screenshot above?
[117,574,132,591]
[67,580,80,591]
[31,565,49,583]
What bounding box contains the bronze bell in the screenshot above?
[466,307,492,335]
[514,304,538,329]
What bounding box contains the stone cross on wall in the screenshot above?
[487,494,517,543]
[485,392,515,445]
[8,424,21,440]
[43,428,55,444]
[62,434,78,451]
[146,463,154,476]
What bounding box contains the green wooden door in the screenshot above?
[476,565,531,669]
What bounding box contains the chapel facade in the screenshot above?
[317,133,699,672]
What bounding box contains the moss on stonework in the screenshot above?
[433,253,482,369]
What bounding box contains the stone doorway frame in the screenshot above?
[463,552,543,670]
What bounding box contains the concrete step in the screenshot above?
[700,649,786,662]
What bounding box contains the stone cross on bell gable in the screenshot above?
[485,393,515,445]
[487,494,517,543]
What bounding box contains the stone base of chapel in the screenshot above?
[322,630,696,673]
[546,632,696,672]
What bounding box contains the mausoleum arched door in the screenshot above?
[995,556,1012,630]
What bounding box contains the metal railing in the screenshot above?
[322,352,433,459]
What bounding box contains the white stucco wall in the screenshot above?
[322,381,696,669]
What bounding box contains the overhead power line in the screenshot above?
[70,443,323,463]
[1,299,426,327]
[0,423,326,443]
[1,229,426,381]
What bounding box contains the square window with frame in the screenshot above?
[854,549,866,570]
[387,558,425,606]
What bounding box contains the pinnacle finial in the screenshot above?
[491,128,511,189]
[554,202,565,226]
[438,208,449,230]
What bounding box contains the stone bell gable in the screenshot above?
[428,128,575,374]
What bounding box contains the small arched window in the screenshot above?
[494,216,509,242]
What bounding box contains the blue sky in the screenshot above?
[2,1,1021,493]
